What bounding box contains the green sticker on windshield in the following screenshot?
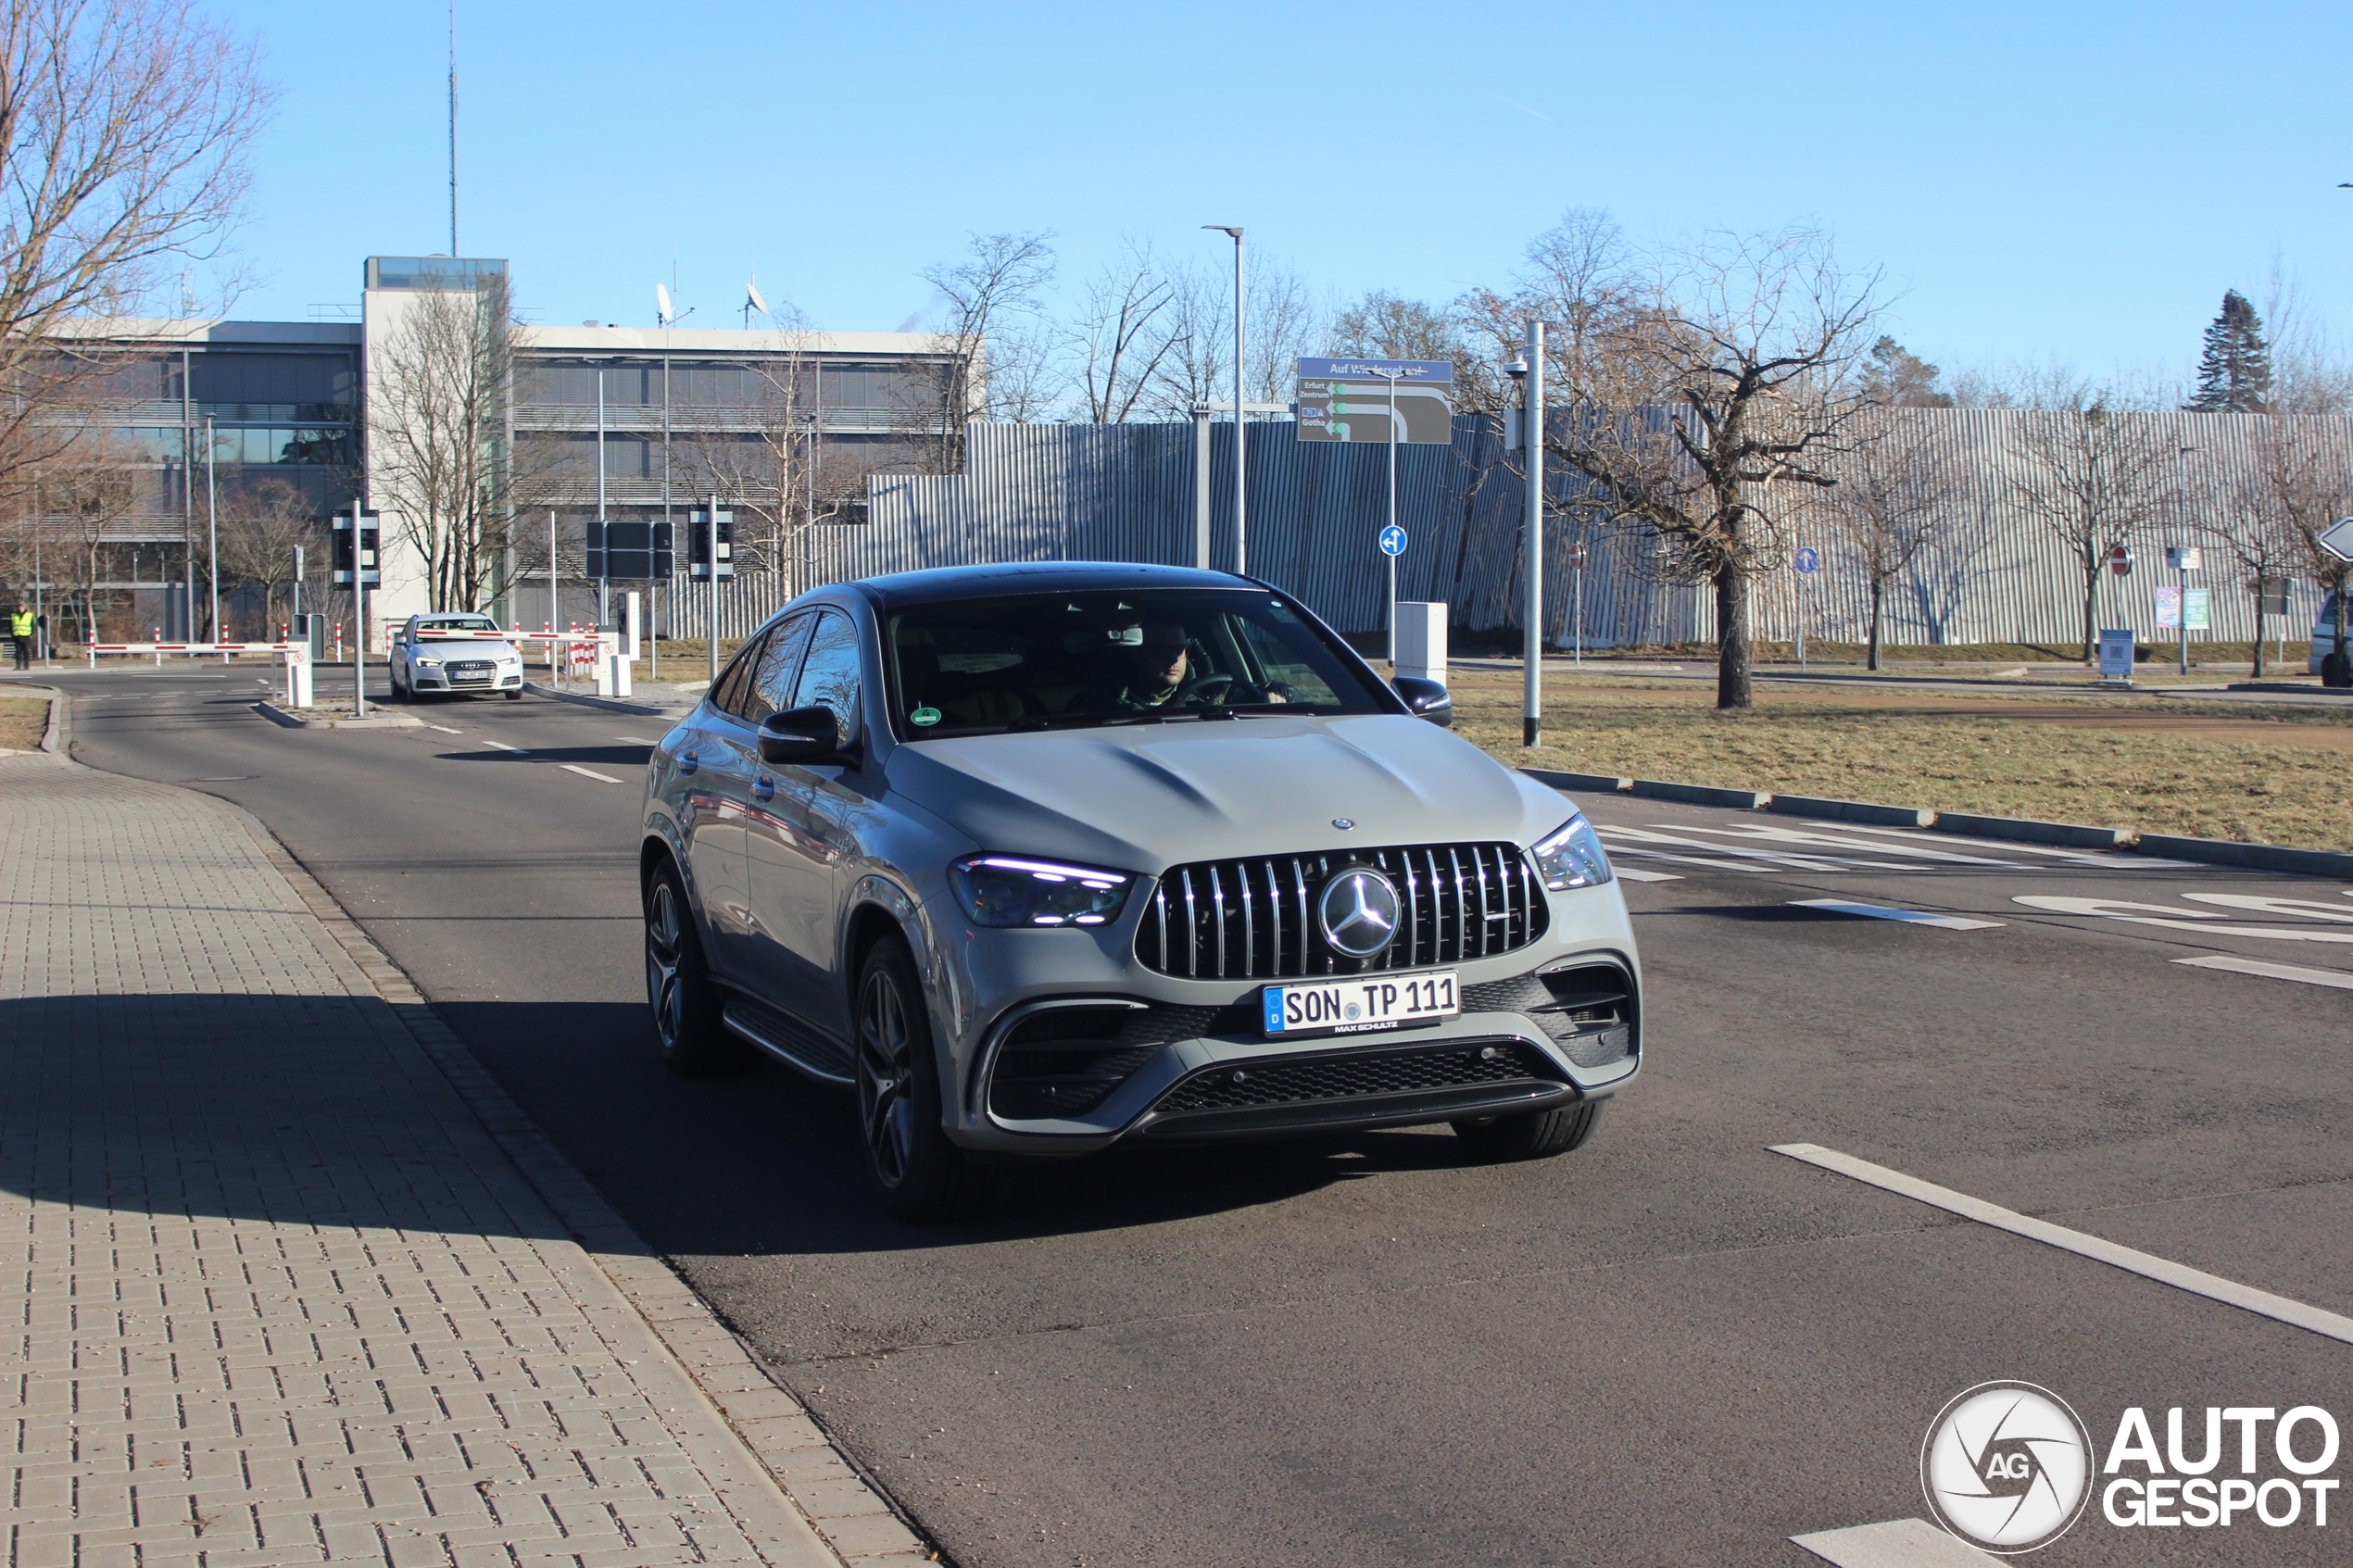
[910,706,941,727]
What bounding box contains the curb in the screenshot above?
[252,699,426,730]
[213,795,931,1565]
[522,679,677,716]
[1929,811,2127,849]
[1629,778,1770,809]
[2133,834,2353,879]
[1519,767,2352,878]
[1768,795,1935,828]
[1522,767,1630,796]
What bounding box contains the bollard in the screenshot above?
[609,649,633,698]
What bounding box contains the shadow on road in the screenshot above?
[431,997,1492,1261]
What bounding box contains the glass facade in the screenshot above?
[366,256,510,292]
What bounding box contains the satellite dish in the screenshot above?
[746,279,769,317]
[655,282,673,323]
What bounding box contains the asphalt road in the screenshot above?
[19,663,2353,1567]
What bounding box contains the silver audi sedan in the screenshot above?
[639,562,1642,1220]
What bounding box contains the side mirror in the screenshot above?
[1391,675,1453,728]
[758,704,853,766]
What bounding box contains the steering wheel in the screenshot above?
[1174,671,1236,705]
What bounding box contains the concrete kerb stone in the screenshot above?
[1768,796,1936,828]
[212,798,935,1566]
[2132,834,2353,880]
[1928,811,2129,849]
[1629,778,1772,809]
[251,698,427,730]
[522,679,679,716]
[1520,767,1631,797]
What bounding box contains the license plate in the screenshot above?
[1262,971,1459,1037]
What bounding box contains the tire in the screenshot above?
[388,664,409,702]
[854,936,1012,1222]
[1452,1098,1605,1161]
[643,858,740,1075]
[505,688,522,700]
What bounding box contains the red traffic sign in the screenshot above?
[2108,544,2134,577]
[1567,543,1588,568]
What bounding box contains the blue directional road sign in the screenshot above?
[1794,546,1819,574]
[1379,525,1408,557]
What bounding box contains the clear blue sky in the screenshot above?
[208,0,2353,387]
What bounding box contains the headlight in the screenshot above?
[949,854,1133,928]
[413,655,443,668]
[1531,815,1612,890]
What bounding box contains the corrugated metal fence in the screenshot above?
[799,410,2347,647]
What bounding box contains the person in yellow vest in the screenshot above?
[8,602,31,670]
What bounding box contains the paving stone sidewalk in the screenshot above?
[0,753,918,1568]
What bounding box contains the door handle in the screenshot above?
[678,750,699,774]
[751,775,775,802]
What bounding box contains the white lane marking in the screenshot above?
[2181,892,2353,923]
[424,723,463,734]
[1771,1143,2353,1347]
[1614,867,1682,883]
[614,734,655,745]
[482,739,524,752]
[560,763,623,784]
[1790,900,2004,930]
[1825,821,2181,867]
[1792,1518,1998,1567]
[2013,895,2353,944]
[1596,824,1907,872]
[1672,822,2030,869]
[2172,955,2353,990]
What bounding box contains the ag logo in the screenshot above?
[1921,1382,2093,1553]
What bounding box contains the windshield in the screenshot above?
[886,588,1390,738]
[418,617,501,637]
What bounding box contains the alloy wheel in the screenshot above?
[645,879,685,1053]
[857,967,916,1187]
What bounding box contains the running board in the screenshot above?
[721,997,854,1085]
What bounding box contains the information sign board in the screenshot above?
[1295,357,1453,444]
[688,510,734,580]
[2154,587,2180,629]
[586,520,674,582]
[331,513,380,587]
[2184,587,2211,631]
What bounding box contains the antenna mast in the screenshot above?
[447,1,459,255]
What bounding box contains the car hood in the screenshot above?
[885,714,1568,872]
[415,639,520,658]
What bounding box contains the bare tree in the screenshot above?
[214,473,318,633]
[908,232,1055,469]
[34,426,138,644]
[368,271,537,611]
[1075,239,1178,423]
[1816,409,1956,668]
[1143,253,1326,418]
[2259,259,2353,417]
[2247,417,2353,684]
[0,0,271,495]
[1524,220,1881,708]
[2005,397,2182,661]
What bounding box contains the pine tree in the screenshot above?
[1859,336,1955,407]
[2186,290,2272,412]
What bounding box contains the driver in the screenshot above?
[1111,620,1194,709]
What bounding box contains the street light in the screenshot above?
[1202,225,1244,574]
[1506,329,1544,746]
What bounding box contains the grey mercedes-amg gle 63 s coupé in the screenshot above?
[640,563,1641,1220]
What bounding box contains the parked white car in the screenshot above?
[389,613,525,700]
[2312,590,2347,680]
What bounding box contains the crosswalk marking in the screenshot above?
[424,723,463,734]
[1790,899,2004,930]
[1792,1518,1997,1566]
[1614,867,1682,883]
[482,739,524,752]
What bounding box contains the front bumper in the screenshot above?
[934,885,1642,1154]
[413,664,524,691]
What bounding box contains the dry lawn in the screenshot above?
[0,696,49,750]
[1448,672,2353,851]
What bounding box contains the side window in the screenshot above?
[746,614,815,724]
[791,611,863,747]
[709,627,770,721]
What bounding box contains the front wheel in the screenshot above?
[1453,1098,1605,1160]
[505,688,522,700]
[643,859,739,1074]
[855,937,1012,1222]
